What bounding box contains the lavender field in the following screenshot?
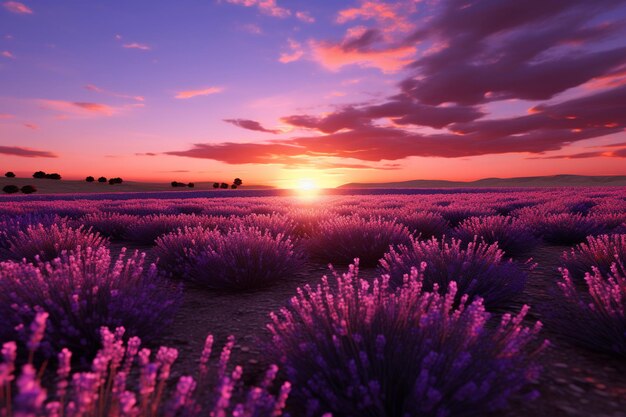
[0,188,625,417]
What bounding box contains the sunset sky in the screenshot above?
[1,0,626,188]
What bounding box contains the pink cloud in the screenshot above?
[530,148,626,160]
[84,84,144,102]
[239,23,263,34]
[295,11,314,23]
[0,113,14,119]
[225,0,290,18]
[166,142,306,164]
[311,40,415,72]
[278,39,304,63]
[37,99,118,117]
[174,86,223,99]
[224,118,281,134]
[1,50,15,59]
[337,1,413,32]
[73,102,116,115]
[0,145,57,158]
[2,1,32,14]
[23,123,38,130]
[122,42,151,51]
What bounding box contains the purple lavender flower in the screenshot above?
[307,216,412,267]
[0,247,182,358]
[268,261,546,417]
[154,226,221,277]
[550,264,626,356]
[522,212,606,245]
[561,234,626,281]
[380,237,527,309]
[5,223,108,263]
[453,215,539,257]
[183,227,303,290]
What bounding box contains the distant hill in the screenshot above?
[339,175,626,189]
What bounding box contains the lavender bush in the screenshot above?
[79,212,137,239]
[438,206,497,227]
[6,223,108,262]
[561,234,626,281]
[184,227,302,290]
[124,214,201,245]
[395,211,450,239]
[380,237,527,309]
[0,247,181,358]
[454,216,539,257]
[552,264,626,356]
[236,213,297,238]
[268,262,546,417]
[307,216,412,267]
[0,315,291,416]
[154,226,221,277]
[286,207,332,238]
[0,213,61,253]
[526,213,606,245]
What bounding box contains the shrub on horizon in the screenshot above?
[5,171,15,178]
[454,215,539,257]
[380,237,527,309]
[32,171,46,179]
[2,184,19,194]
[97,176,107,183]
[6,223,107,262]
[307,216,412,267]
[551,264,626,356]
[268,262,547,417]
[85,175,95,182]
[0,247,182,358]
[45,173,61,180]
[0,317,290,416]
[20,185,37,194]
[184,227,302,290]
[561,234,626,281]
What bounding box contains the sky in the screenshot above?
[1,0,626,188]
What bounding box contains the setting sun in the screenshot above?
[297,179,318,191]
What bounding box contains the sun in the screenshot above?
[297,179,318,191]
[293,178,320,198]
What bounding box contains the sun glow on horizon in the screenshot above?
[292,178,321,199]
[297,179,317,190]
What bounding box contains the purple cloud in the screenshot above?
[223,118,281,134]
[0,145,58,158]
